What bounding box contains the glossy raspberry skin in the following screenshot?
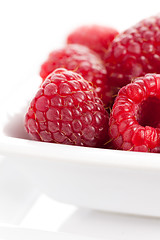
[109,74,160,153]
[67,25,119,59]
[25,68,109,147]
[105,15,160,91]
[40,44,111,107]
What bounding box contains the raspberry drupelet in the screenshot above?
[109,74,160,153]
[67,25,119,60]
[105,14,160,93]
[25,68,109,148]
[40,44,111,107]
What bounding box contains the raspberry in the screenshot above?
[40,44,111,107]
[109,74,160,153]
[67,25,119,59]
[105,14,160,92]
[25,68,109,147]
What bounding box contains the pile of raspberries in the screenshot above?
[25,14,160,153]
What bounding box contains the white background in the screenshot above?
[1,0,160,239]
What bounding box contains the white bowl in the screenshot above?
[1,77,160,217]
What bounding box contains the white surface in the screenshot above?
[58,209,160,240]
[1,195,160,240]
[0,227,95,240]
[0,0,160,239]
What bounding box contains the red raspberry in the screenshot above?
[105,15,160,92]
[67,25,119,59]
[25,68,109,148]
[109,73,160,153]
[40,44,111,107]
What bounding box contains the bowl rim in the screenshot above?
[1,134,160,171]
